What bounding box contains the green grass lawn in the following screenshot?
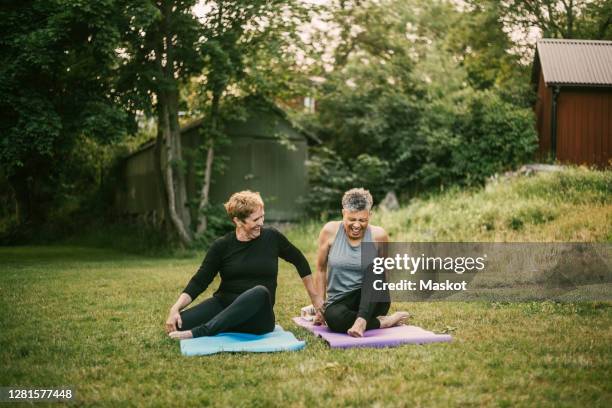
[1,246,610,407]
[1,169,611,406]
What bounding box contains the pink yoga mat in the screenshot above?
[292,317,452,349]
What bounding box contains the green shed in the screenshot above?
[115,102,319,224]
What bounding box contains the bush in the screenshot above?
[300,147,393,219]
[194,203,235,245]
[403,89,538,190]
[451,90,538,185]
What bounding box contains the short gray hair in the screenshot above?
[342,188,373,212]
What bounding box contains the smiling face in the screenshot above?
[342,209,370,240]
[235,206,265,241]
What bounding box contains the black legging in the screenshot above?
[180,285,275,338]
[324,264,391,333]
[324,288,390,333]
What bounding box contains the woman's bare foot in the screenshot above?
[347,317,367,337]
[168,330,194,340]
[377,311,410,329]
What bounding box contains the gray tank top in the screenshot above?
[325,223,374,307]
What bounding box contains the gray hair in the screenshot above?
[342,188,373,212]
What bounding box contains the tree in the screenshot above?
[445,0,533,107]
[118,0,204,246]
[308,0,452,186]
[301,0,538,198]
[119,0,313,245]
[191,0,313,237]
[501,0,612,40]
[578,0,612,39]
[0,0,129,226]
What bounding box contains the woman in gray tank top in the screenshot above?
[314,188,410,337]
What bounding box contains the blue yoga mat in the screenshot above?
[180,325,305,356]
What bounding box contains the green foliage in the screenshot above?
[303,0,539,200]
[450,90,539,185]
[309,72,537,197]
[193,203,235,245]
[301,147,392,219]
[0,0,130,224]
[445,0,534,107]
[373,167,611,242]
[300,147,356,220]
[1,0,607,246]
[513,167,612,205]
[501,0,612,40]
[117,0,203,107]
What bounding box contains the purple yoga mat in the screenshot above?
[292,317,452,349]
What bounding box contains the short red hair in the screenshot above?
[224,190,264,221]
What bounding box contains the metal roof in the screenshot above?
[123,100,320,160]
[536,39,612,87]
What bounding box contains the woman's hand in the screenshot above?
[169,330,193,340]
[314,306,326,326]
[164,293,193,333]
[165,308,182,333]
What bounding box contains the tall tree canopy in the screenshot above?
[501,0,612,40]
[298,0,539,216]
[0,0,129,225]
[118,0,204,246]
[1,0,609,238]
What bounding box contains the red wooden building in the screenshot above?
[533,39,611,167]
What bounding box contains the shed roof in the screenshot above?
[534,39,612,87]
[124,98,320,160]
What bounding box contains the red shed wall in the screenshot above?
[556,88,612,167]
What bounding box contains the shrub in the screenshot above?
[451,90,538,185]
[300,147,393,219]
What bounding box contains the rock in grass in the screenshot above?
[379,191,400,211]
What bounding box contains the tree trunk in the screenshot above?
[8,173,33,226]
[596,16,611,39]
[195,88,221,237]
[8,164,49,226]
[167,87,191,230]
[153,0,193,246]
[158,91,193,247]
[196,143,214,236]
[154,114,171,235]
[565,0,574,38]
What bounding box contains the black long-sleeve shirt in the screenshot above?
[183,227,311,306]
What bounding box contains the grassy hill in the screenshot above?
[287,167,611,252]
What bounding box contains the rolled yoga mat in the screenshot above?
[180,325,305,356]
[292,317,452,349]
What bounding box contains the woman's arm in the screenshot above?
[372,226,390,282]
[275,229,322,310]
[182,241,223,301]
[275,227,328,314]
[314,222,335,321]
[301,275,324,311]
[165,293,193,333]
[165,240,223,334]
[372,225,389,255]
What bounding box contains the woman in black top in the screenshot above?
[166,190,323,339]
